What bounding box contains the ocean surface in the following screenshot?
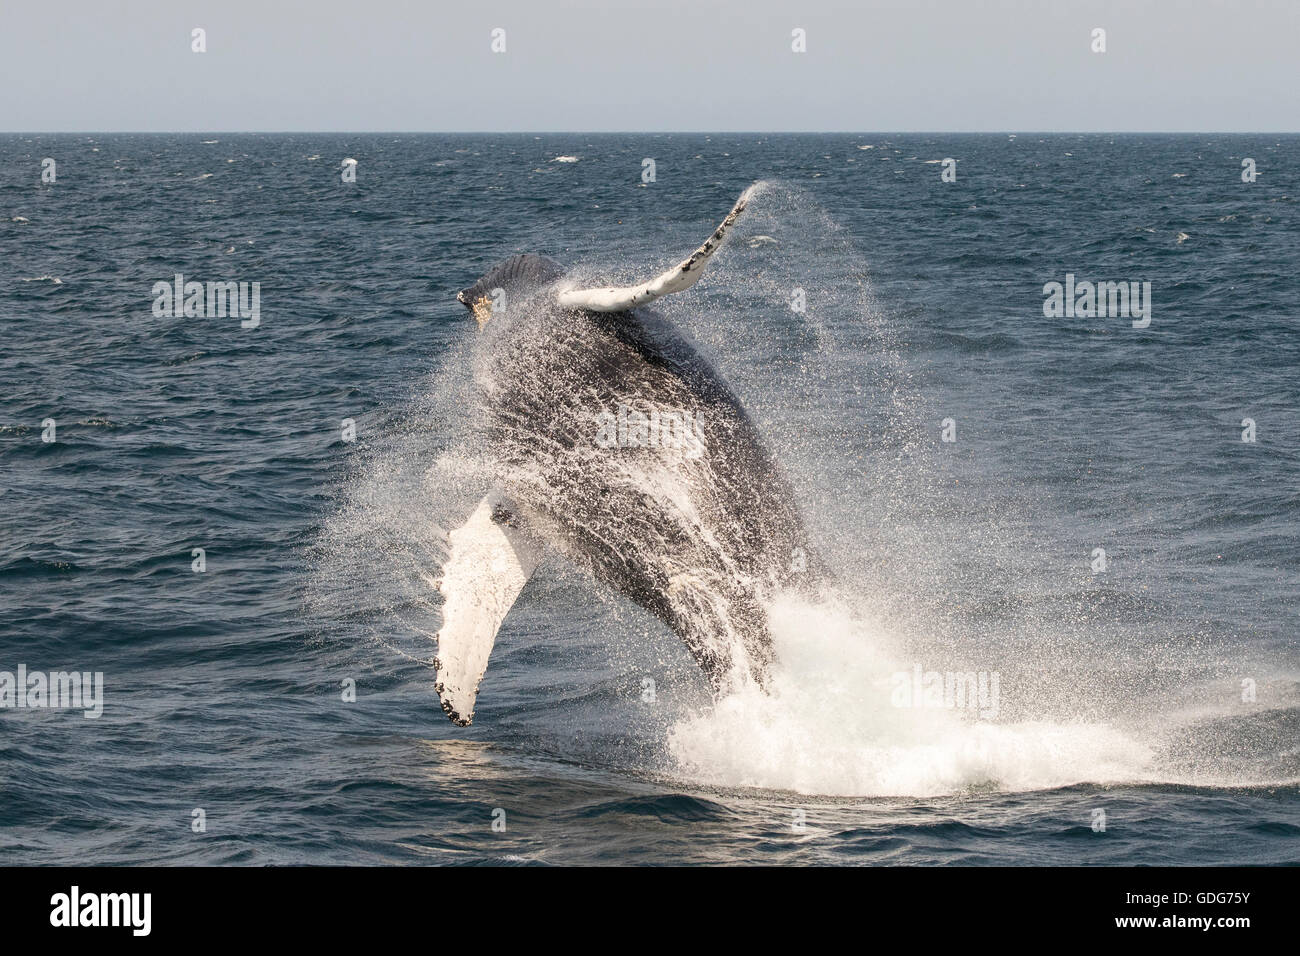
[2,133,1298,865]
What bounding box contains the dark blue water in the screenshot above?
[2,134,1297,865]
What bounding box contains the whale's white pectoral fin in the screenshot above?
[433,492,540,726]
[556,183,758,312]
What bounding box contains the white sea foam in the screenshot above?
[668,593,1155,797]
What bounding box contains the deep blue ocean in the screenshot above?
[2,133,1297,865]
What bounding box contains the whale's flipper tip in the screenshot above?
[436,688,473,726]
[556,183,759,312]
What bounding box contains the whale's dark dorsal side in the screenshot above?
[434,185,821,725]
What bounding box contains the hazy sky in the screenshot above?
[3,0,1297,132]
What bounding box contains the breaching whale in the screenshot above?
[436,184,824,725]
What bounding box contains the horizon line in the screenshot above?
[4,130,1299,136]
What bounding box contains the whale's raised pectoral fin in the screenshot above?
[555,183,758,312]
[434,492,540,726]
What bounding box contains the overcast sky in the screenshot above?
[3,0,1297,132]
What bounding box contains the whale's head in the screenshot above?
[457,254,567,327]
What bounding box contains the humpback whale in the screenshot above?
[435,184,824,725]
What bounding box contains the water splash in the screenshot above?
[667,593,1156,797]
